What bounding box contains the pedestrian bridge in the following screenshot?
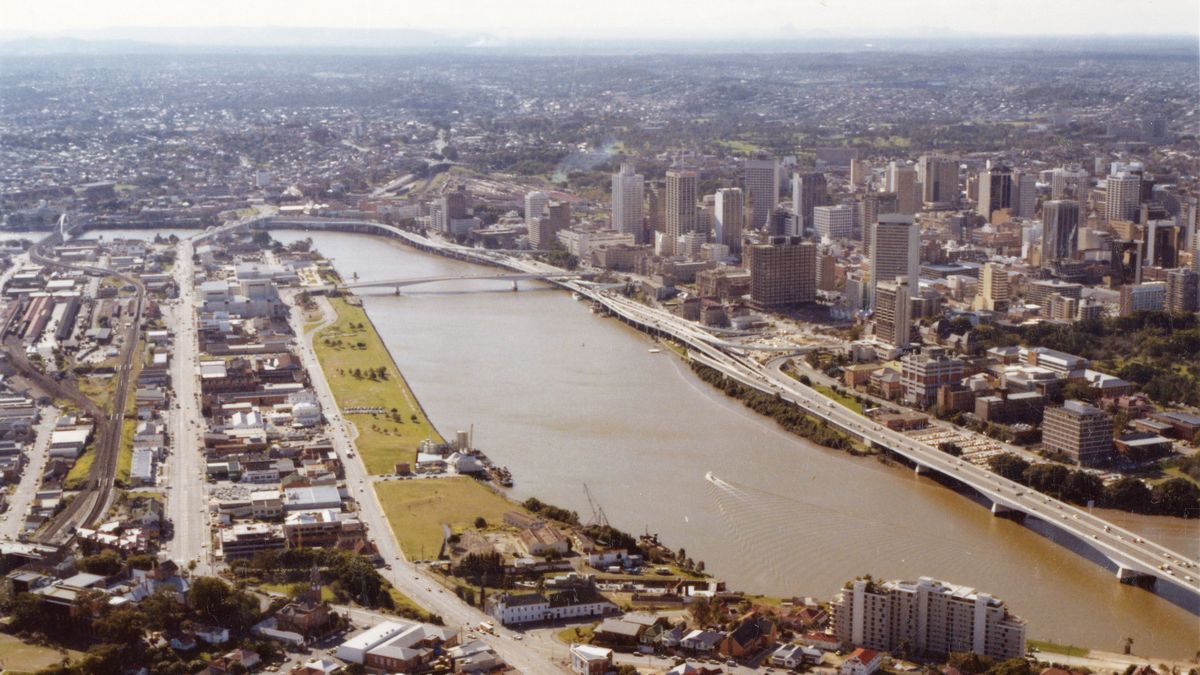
[342,271,596,290]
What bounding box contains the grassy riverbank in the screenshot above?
[314,296,443,473]
[374,477,523,559]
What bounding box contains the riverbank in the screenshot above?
[275,228,1200,660]
[311,294,443,473]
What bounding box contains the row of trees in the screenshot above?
[989,453,1199,517]
[691,362,858,452]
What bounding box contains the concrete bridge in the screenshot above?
[343,271,594,290]
[228,214,1199,598]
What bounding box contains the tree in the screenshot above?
[1105,477,1152,513]
[947,651,996,675]
[688,596,715,628]
[1151,478,1200,518]
[188,576,232,623]
[251,230,272,247]
[473,516,488,529]
[95,607,147,646]
[986,657,1034,675]
[78,550,123,576]
[988,453,1030,483]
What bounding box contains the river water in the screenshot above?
[239,229,1194,656]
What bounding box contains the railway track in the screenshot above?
[4,229,147,542]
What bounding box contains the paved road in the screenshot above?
[282,291,563,675]
[162,236,214,576]
[0,407,59,540]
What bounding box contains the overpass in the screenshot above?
[247,216,1199,597]
[342,271,595,290]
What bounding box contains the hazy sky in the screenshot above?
[3,0,1198,39]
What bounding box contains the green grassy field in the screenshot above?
[259,582,337,602]
[814,384,865,414]
[374,477,522,560]
[64,447,95,490]
[0,634,83,672]
[1027,639,1090,657]
[114,420,135,486]
[314,297,443,473]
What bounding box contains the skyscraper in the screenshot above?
[860,192,899,256]
[1052,165,1089,200]
[714,187,745,254]
[870,215,919,308]
[664,170,698,256]
[744,158,780,231]
[610,163,644,242]
[1041,200,1080,263]
[1012,172,1037,219]
[790,171,829,237]
[977,166,1013,220]
[813,204,854,240]
[918,155,959,207]
[1165,268,1199,313]
[745,237,817,308]
[1145,220,1180,269]
[887,162,919,215]
[524,191,549,227]
[975,262,1010,313]
[1106,172,1141,222]
[874,278,911,348]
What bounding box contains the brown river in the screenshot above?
[120,229,1200,657]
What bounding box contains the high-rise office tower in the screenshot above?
[975,262,1010,312]
[1166,268,1199,313]
[647,181,666,236]
[664,170,698,256]
[870,215,919,308]
[1052,165,1089,200]
[610,163,644,242]
[1012,172,1037,219]
[874,278,911,347]
[524,190,549,227]
[1106,172,1142,222]
[1041,200,1080,263]
[977,166,1013,220]
[850,158,870,186]
[814,204,854,240]
[744,158,780,231]
[918,155,959,207]
[790,171,829,237]
[860,192,899,256]
[887,163,919,215]
[1145,220,1181,269]
[547,201,571,231]
[744,236,817,308]
[714,187,745,254]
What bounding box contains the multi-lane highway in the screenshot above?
[242,216,1200,597]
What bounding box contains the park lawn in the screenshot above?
[0,634,84,672]
[557,623,597,644]
[1028,639,1089,658]
[64,447,95,490]
[315,297,442,473]
[374,477,522,560]
[814,384,864,414]
[259,582,337,602]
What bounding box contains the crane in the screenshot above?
[583,483,609,528]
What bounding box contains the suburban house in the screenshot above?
[841,648,883,675]
[680,629,726,653]
[719,613,777,659]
